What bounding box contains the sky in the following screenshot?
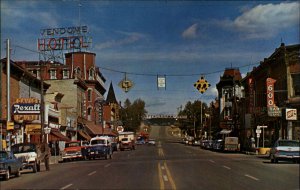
[1,0,299,115]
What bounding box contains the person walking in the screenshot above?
[39,142,51,171]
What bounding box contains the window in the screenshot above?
[63,70,69,79]
[74,67,81,78]
[292,74,300,96]
[50,69,57,79]
[87,107,92,121]
[87,89,92,102]
[89,68,95,80]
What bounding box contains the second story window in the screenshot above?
[89,68,95,80]
[87,89,92,102]
[50,69,57,79]
[87,107,92,121]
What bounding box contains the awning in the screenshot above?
[219,129,232,135]
[49,129,70,142]
[85,121,103,135]
[85,121,118,137]
[78,130,91,141]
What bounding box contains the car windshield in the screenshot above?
[11,144,36,153]
[0,152,8,160]
[278,141,300,147]
[91,140,105,145]
[66,142,80,148]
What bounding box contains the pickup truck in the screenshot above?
[62,141,88,162]
[119,131,136,151]
[85,136,113,160]
[11,143,42,173]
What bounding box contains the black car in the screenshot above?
[0,151,22,180]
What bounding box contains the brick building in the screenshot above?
[242,43,300,148]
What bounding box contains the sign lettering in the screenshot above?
[38,26,92,51]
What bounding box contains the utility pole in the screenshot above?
[6,39,11,151]
[40,53,45,143]
[0,49,2,150]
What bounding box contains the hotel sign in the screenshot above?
[38,26,92,51]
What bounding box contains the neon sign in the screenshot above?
[38,26,92,51]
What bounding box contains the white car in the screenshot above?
[270,139,300,163]
[148,139,156,145]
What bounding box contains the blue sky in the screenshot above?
[1,0,299,115]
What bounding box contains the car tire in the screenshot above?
[105,154,108,160]
[16,168,21,177]
[5,169,10,180]
[33,162,37,173]
[110,154,112,159]
[37,162,41,172]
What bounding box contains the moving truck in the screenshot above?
[118,131,136,151]
[224,137,240,152]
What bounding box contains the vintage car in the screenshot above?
[85,136,113,160]
[270,139,300,163]
[11,143,42,173]
[0,151,22,180]
[62,141,88,162]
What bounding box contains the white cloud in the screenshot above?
[182,23,199,39]
[1,1,59,30]
[232,2,299,39]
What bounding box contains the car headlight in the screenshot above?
[0,163,8,169]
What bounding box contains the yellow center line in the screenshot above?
[164,161,176,190]
[158,148,165,157]
[158,162,165,190]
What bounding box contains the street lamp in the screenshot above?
[44,127,51,143]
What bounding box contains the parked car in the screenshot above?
[148,139,156,145]
[270,139,300,163]
[212,139,224,151]
[202,140,213,149]
[62,141,87,162]
[192,138,201,146]
[185,136,194,146]
[0,151,22,180]
[11,143,42,173]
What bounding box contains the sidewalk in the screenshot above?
[40,156,62,166]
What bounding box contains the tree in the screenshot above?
[178,100,207,137]
[120,98,147,132]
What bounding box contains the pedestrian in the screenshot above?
[39,142,51,171]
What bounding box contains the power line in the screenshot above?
[11,44,259,77]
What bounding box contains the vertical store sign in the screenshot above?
[266,78,276,107]
[266,78,281,117]
[248,78,254,114]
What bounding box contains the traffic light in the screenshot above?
[7,121,14,130]
[194,76,211,94]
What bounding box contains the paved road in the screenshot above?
[1,125,299,190]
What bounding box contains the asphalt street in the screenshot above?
[1,125,299,190]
